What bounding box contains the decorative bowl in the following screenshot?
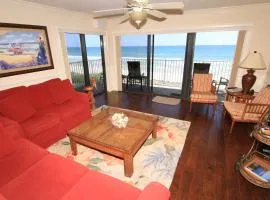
[111,113,129,128]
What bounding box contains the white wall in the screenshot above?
[105,3,270,92]
[0,0,100,90]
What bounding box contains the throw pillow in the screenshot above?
[48,79,75,104]
[28,83,52,109]
[0,91,37,122]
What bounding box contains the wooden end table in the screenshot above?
[226,87,255,103]
[67,106,159,177]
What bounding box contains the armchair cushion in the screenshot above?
[191,91,217,103]
[224,101,262,121]
[253,87,270,104]
[193,74,213,92]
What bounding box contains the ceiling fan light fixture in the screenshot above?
[130,9,147,27]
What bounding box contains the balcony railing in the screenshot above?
[121,58,232,90]
[69,57,232,91]
[69,59,104,92]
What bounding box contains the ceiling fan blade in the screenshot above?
[146,9,167,19]
[118,13,131,23]
[93,8,131,18]
[149,2,184,10]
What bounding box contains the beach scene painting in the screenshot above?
[0,23,53,77]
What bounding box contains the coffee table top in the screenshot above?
[68,107,158,154]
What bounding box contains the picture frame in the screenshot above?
[0,23,54,77]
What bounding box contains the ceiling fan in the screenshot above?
[93,0,184,29]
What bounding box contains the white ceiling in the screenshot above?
[22,0,270,13]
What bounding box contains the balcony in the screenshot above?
[69,59,104,94]
[69,58,232,98]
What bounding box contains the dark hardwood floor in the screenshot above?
[95,92,270,200]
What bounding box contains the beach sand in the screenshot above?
[0,54,35,64]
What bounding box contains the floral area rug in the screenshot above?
[47,105,191,189]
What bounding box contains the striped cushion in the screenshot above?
[191,92,217,103]
[193,74,213,92]
[253,87,270,104]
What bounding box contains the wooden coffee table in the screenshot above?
[67,106,159,177]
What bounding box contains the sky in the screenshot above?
[0,31,40,44]
[64,31,238,47]
[64,33,101,47]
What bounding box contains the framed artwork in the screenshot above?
[0,23,54,77]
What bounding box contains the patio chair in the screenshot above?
[193,63,210,74]
[224,87,270,134]
[126,61,144,91]
[190,73,218,112]
[216,77,229,94]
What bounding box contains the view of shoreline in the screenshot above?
[67,45,236,62]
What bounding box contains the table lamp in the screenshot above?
[238,51,267,94]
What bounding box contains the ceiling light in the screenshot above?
[130,8,147,28]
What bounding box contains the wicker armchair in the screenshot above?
[224,87,270,134]
[189,74,218,112]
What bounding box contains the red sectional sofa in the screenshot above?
[0,78,90,148]
[0,79,170,200]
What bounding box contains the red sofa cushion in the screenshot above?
[28,83,52,109]
[48,79,75,104]
[0,124,16,158]
[0,138,48,188]
[0,86,26,101]
[40,96,90,131]
[61,170,141,200]
[0,194,7,200]
[21,112,61,139]
[0,116,24,139]
[0,154,88,200]
[137,182,170,200]
[0,91,36,122]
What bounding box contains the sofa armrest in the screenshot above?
[137,182,170,200]
[75,92,90,104]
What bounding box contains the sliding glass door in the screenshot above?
[119,31,238,100]
[85,35,106,94]
[193,31,238,100]
[64,33,107,95]
[152,33,187,97]
[120,33,189,98]
[64,33,85,90]
[121,34,149,93]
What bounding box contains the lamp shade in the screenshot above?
[239,51,266,70]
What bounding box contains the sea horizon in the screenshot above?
[67,45,236,62]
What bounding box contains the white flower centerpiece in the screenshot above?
[111,113,129,128]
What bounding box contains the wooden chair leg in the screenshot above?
[229,120,235,134]
[189,101,192,112]
[223,108,227,118]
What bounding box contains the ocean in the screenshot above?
[67,45,236,62]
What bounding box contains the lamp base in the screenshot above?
[242,69,256,94]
